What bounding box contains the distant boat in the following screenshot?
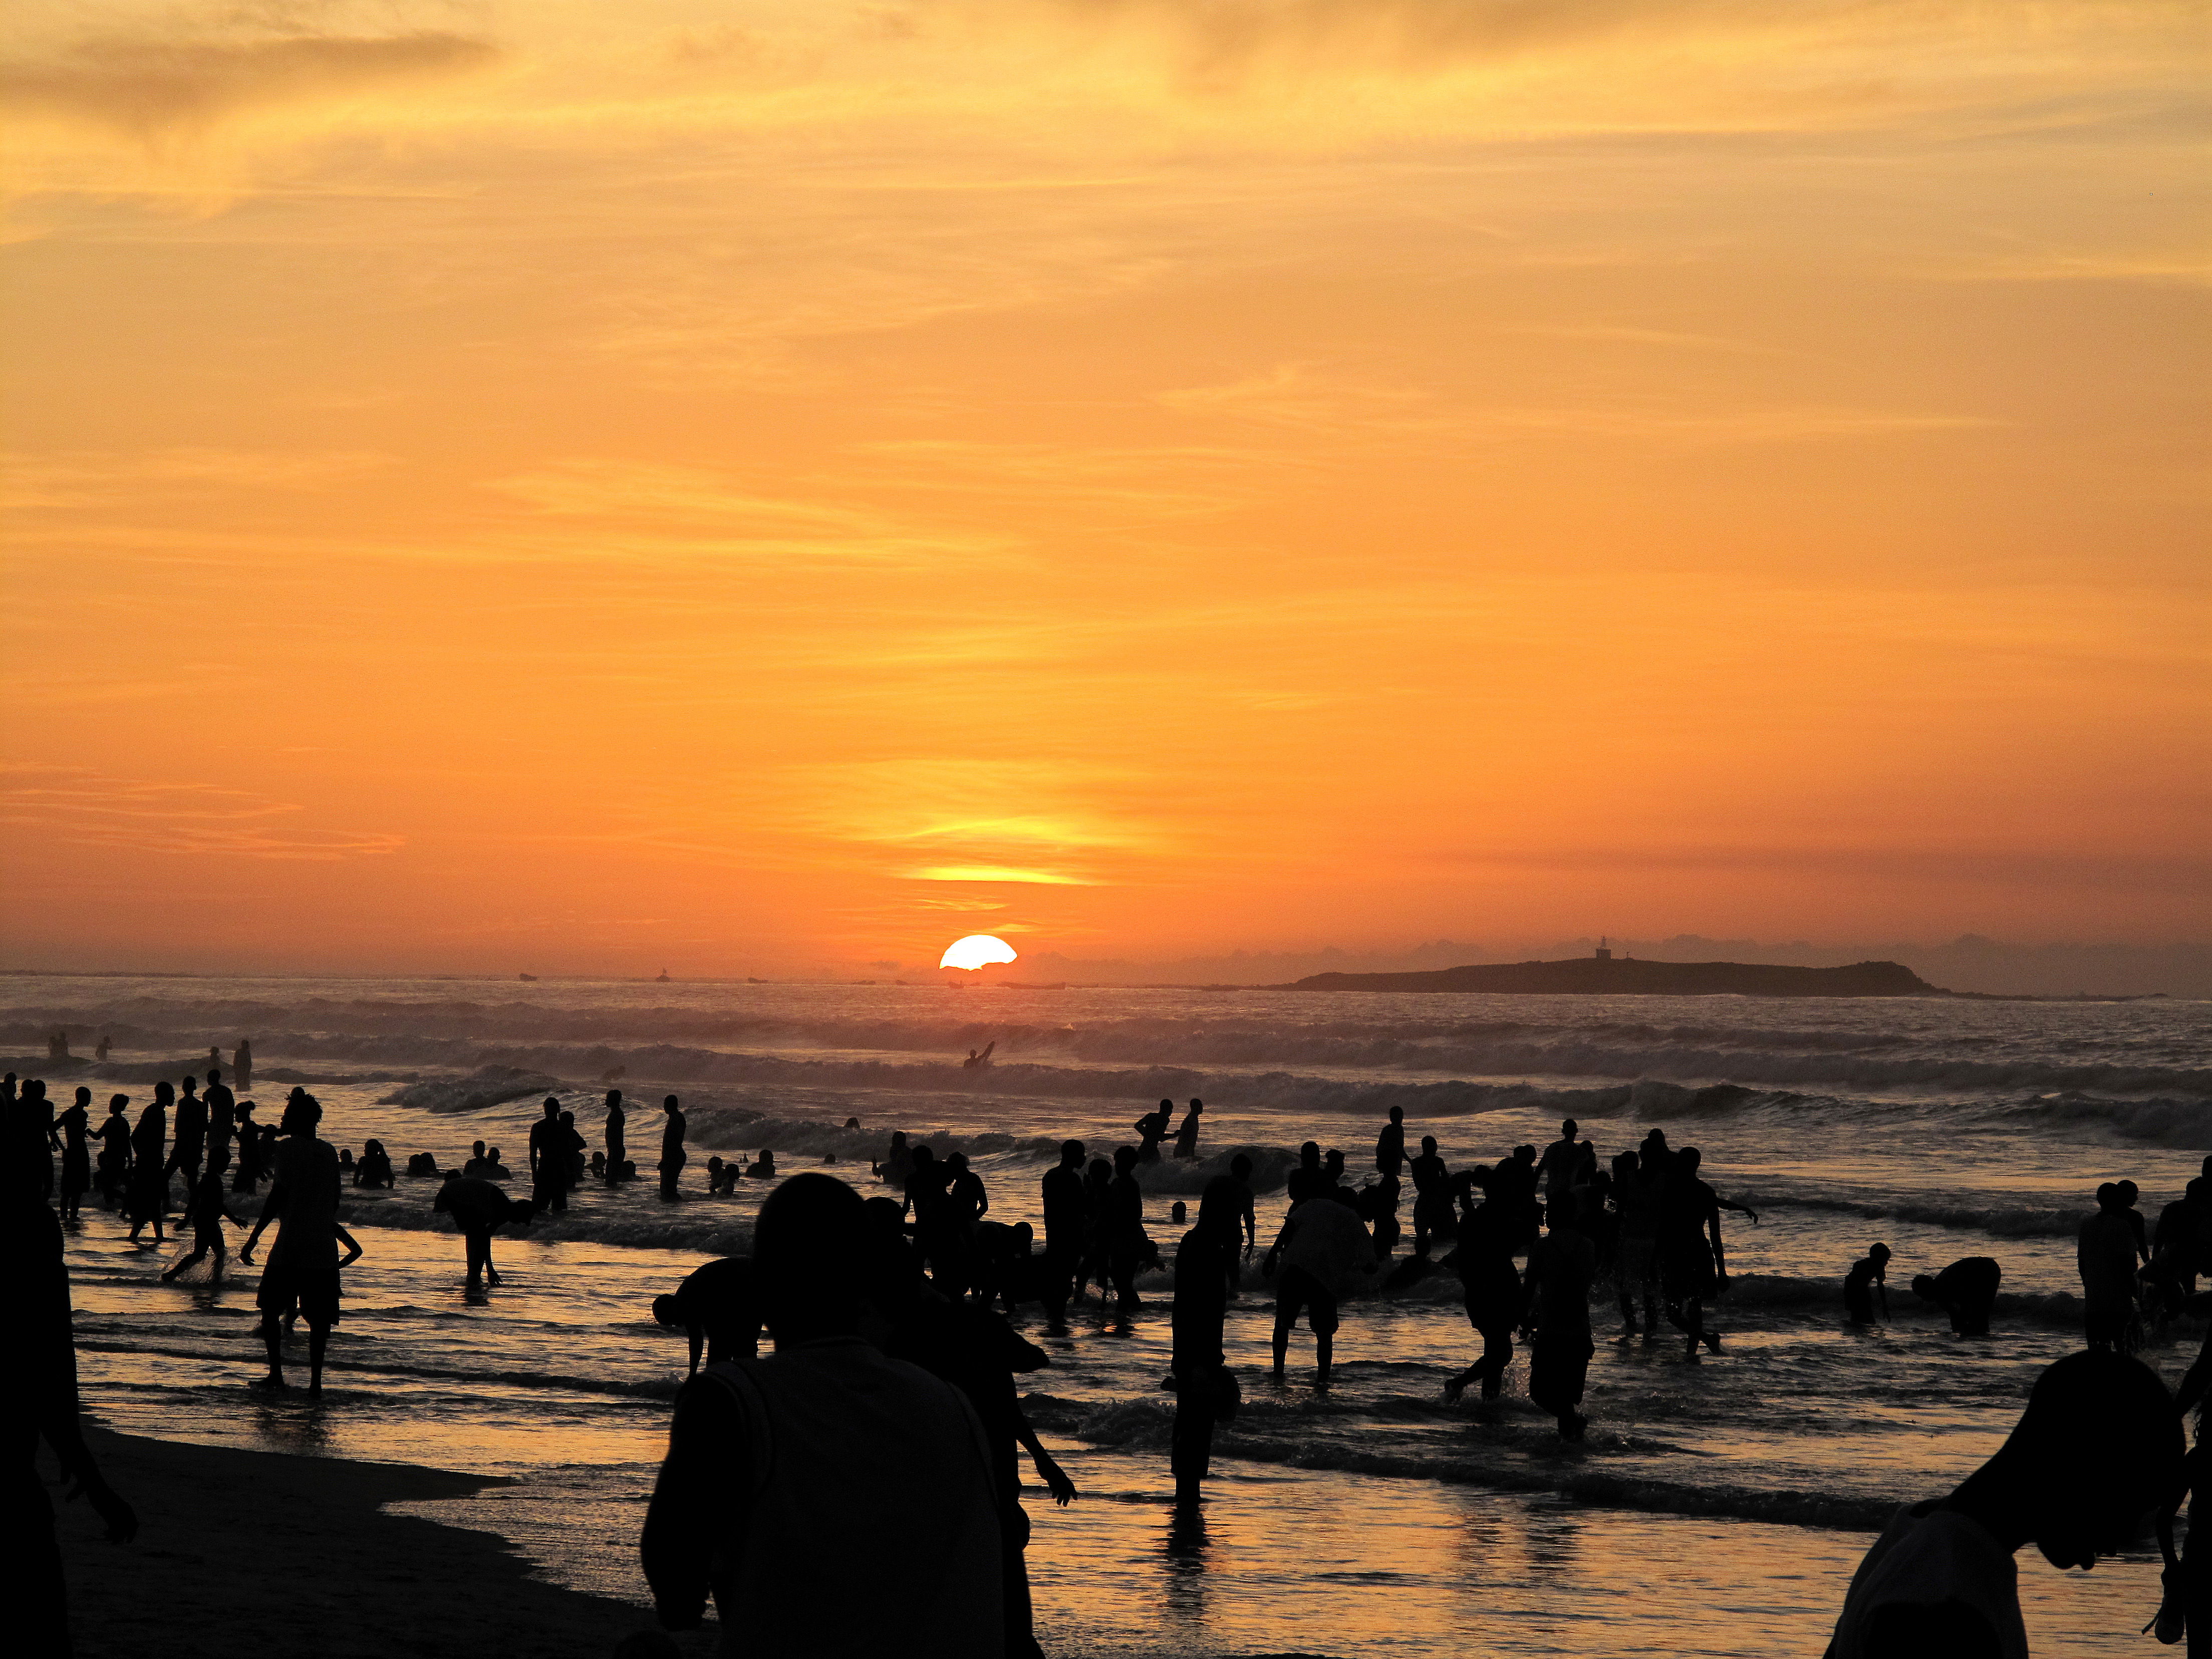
[656,968,671,982]
[518,973,538,982]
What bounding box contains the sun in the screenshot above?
[940,934,1018,971]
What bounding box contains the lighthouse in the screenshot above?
[1594,937,1613,962]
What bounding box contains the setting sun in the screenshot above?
[939,934,1018,972]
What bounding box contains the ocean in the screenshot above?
[16,973,2210,1655]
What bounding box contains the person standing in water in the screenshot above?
[1525,1203,1598,1440]
[1172,1098,1205,1161]
[2078,1184,2142,1353]
[1374,1107,1408,1179]
[1657,1145,1729,1356]
[21,1078,56,1199]
[55,1086,92,1223]
[234,1037,253,1094]
[659,1094,687,1198]
[95,1033,112,1062]
[1040,1140,1087,1327]
[239,1092,362,1399]
[604,1089,627,1184]
[202,1065,237,1194]
[528,1097,571,1214]
[230,1098,262,1192]
[1264,1187,1374,1385]
[96,1094,132,1209]
[126,1085,170,1247]
[1169,1177,1243,1505]
[1135,1102,1172,1163]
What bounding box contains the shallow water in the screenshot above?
[18,973,2211,1653]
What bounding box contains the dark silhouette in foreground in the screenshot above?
[642,1172,1005,1655]
[434,1175,540,1290]
[1169,1177,1244,1504]
[652,1256,762,1375]
[12,1139,138,1656]
[1825,1350,2182,1655]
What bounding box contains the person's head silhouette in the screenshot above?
[542,1097,560,1121]
[1060,1139,1084,1167]
[755,1173,866,1347]
[1953,1349,2182,1569]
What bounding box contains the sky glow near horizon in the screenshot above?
[2,0,2206,975]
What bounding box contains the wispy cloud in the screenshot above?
[0,766,404,860]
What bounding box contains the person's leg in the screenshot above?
[464,1229,487,1285]
[1171,1374,1219,1503]
[1312,1290,1339,1385]
[256,1314,287,1387]
[308,1324,330,1399]
[161,1244,206,1282]
[1000,1497,1043,1659]
[1271,1294,1297,1374]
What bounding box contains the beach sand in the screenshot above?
[53,1428,705,1659]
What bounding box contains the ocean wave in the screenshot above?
[8,998,2208,1098]
[1040,1394,1894,1531]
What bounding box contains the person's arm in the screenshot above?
[1716,1194,1760,1224]
[335,1225,363,1267]
[1262,1216,1297,1276]
[239,1182,288,1262]
[643,1379,751,1629]
[1706,1201,1727,1284]
[1242,1192,1257,1249]
[1012,1404,1077,1505]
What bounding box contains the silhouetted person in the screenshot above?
[1536,1118,1592,1209]
[881,1130,915,1189]
[233,1038,252,1094]
[1105,1146,1149,1312]
[528,1097,570,1213]
[2080,1183,2142,1352]
[867,1233,1071,1659]
[962,1042,996,1069]
[1825,1350,2182,1655]
[1374,1105,1408,1177]
[11,1153,137,1656]
[1170,1177,1244,1505]
[95,1094,132,1209]
[1226,1152,1258,1257]
[1846,1242,1893,1326]
[126,1087,169,1246]
[1911,1257,2003,1336]
[21,1077,56,1199]
[1039,1140,1086,1327]
[56,1086,91,1223]
[434,1175,538,1289]
[604,1090,627,1184]
[162,1165,241,1282]
[1287,1140,1325,1205]
[201,1066,236,1189]
[653,1257,762,1375]
[1173,1098,1205,1161]
[94,1033,111,1062]
[559,1110,586,1185]
[1265,1187,1373,1384]
[165,1074,205,1212]
[1526,1207,1596,1439]
[1491,1144,1541,1247]
[659,1095,687,1197]
[1408,1135,1450,1253]
[1136,1100,1173,1163]
[240,1092,361,1398]
[230,1099,262,1192]
[354,1139,394,1188]
[1658,1145,1729,1355]
[1444,1167,1527,1401]
[642,1173,1005,1656]
[1607,1149,1660,1341]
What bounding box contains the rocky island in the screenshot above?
[1278,948,1943,997]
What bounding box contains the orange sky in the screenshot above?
[3,0,2206,975]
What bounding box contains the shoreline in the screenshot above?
[54,1427,693,1659]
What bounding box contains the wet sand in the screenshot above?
[54,1427,701,1659]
